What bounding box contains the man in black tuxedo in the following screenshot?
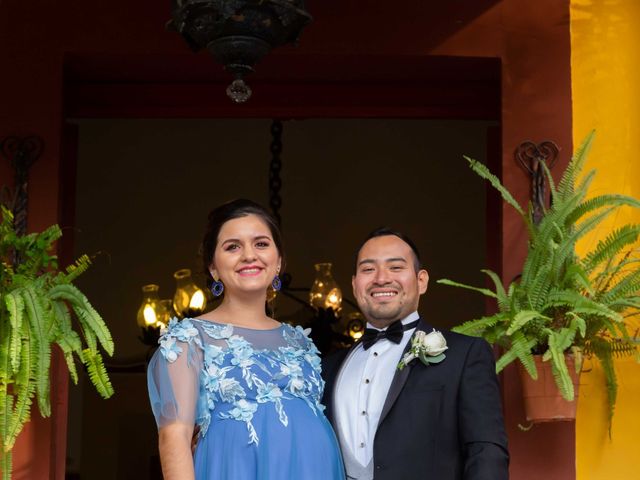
[322,228,509,480]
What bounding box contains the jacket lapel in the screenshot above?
[377,318,431,426]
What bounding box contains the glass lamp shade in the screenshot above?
[346,312,365,340]
[158,299,174,327]
[309,262,342,313]
[173,268,207,318]
[136,284,169,329]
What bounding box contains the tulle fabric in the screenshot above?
[147,318,345,480]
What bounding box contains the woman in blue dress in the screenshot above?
[147,199,345,480]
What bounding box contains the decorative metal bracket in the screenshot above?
[515,140,559,225]
[1,135,44,235]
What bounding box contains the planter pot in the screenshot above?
[519,354,580,422]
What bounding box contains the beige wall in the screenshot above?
[69,118,493,478]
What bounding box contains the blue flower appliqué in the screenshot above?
[158,319,326,446]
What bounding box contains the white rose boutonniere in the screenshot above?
[398,329,448,370]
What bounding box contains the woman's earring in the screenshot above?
[211,275,224,297]
[271,274,281,292]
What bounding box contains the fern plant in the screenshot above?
[438,132,640,425]
[0,207,114,479]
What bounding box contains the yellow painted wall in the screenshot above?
[571,1,640,478]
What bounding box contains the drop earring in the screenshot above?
[271,274,281,292]
[211,274,224,297]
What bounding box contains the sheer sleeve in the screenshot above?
[147,320,204,429]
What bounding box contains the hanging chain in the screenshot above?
[268,120,283,226]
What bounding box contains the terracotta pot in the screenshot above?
[519,354,580,422]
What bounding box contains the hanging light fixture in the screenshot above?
[168,0,312,103]
[136,271,207,346]
[173,268,207,318]
[137,284,171,346]
[309,262,343,313]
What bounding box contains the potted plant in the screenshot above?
[0,207,114,479]
[438,132,639,425]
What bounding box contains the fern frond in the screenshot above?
[593,250,638,294]
[506,310,549,335]
[562,263,592,294]
[436,278,498,299]
[610,298,640,312]
[20,287,52,418]
[0,450,12,480]
[451,314,502,336]
[51,302,82,384]
[542,322,582,361]
[546,290,623,322]
[566,312,587,338]
[556,130,595,202]
[600,269,640,305]
[552,207,618,275]
[58,254,92,284]
[545,333,575,400]
[567,195,640,229]
[525,261,553,310]
[496,332,537,376]
[481,269,509,310]
[587,337,619,433]
[0,319,13,454]
[81,349,114,399]
[4,292,24,375]
[49,284,114,356]
[540,160,557,200]
[5,336,36,451]
[464,156,531,229]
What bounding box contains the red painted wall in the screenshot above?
[0,1,573,478]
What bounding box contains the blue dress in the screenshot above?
[147,317,345,479]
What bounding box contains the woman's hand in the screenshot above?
[191,425,201,454]
[159,422,196,480]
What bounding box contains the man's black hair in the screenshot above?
[354,227,422,273]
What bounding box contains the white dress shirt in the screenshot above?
[334,312,419,467]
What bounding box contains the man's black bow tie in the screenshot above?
[361,319,420,350]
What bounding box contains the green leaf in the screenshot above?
[452,314,502,337]
[49,284,114,356]
[496,332,537,377]
[437,278,498,299]
[20,287,52,418]
[81,349,114,399]
[506,310,549,335]
[464,155,529,225]
[5,336,36,451]
[481,269,509,310]
[4,291,24,374]
[546,334,575,400]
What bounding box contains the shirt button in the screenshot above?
[373,352,379,357]
[364,378,370,384]
[360,442,365,448]
[361,410,366,415]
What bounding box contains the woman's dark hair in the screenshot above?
[354,227,422,273]
[202,199,284,287]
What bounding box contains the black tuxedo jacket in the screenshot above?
[322,318,509,480]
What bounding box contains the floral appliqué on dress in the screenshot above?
[158,318,325,446]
